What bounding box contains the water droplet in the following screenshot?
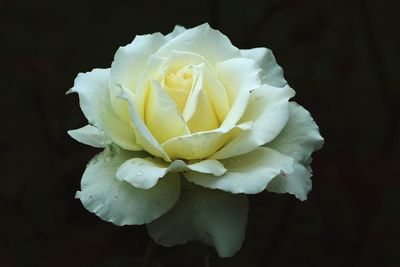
[137,171,143,176]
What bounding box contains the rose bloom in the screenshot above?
[68,23,323,257]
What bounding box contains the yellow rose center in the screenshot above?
[162,65,194,112]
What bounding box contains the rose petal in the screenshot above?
[116,157,227,189]
[266,162,312,201]
[211,85,294,159]
[267,102,324,163]
[75,145,180,225]
[215,58,262,129]
[145,81,190,143]
[241,47,287,87]
[203,67,230,123]
[147,186,249,257]
[185,147,294,194]
[156,23,240,64]
[165,25,186,39]
[110,33,166,92]
[67,125,111,148]
[68,68,141,150]
[161,122,252,160]
[109,33,167,123]
[185,65,220,132]
[118,87,171,161]
[181,64,204,122]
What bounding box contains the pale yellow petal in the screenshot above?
[145,81,190,143]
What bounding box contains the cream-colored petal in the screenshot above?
[163,50,213,72]
[110,33,166,92]
[145,81,190,143]
[203,67,230,123]
[181,64,204,122]
[161,122,251,160]
[156,23,240,64]
[186,159,226,176]
[216,58,262,129]
[185,147,294,194]
[109,33,167,123]
[67,125,111,148]
[68,68,141,151]
[185,65,220,132]
[165,25,186,39]
[116,157,167,190]
[116,157,227,189]
[241,47,287,87]
[215,58,261,107]
[266,162,312,201]
[147,186,248,257]
[267,102,324,163]
[211,85,295,159]
[75,145,180,225]
[118,87,170,161]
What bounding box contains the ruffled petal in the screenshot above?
[185,147,294,194]
[110,33,166,92]
[156,23,240,64]
[266,162,312,201]
[147,186,248,257]
[75,145,180,225]
[67,125,111,148]
[211,85,294,159]
[267,102,324,163]
[68,68,141,150]
[109,33,167,123]
[241,47,287,87]
[165,25,186,39]
[116,157,226,189]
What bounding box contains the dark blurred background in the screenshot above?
[1,0,399,266]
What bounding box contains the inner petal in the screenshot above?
[161,65,194,112]
[145,81,190,144]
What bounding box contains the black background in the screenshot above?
[1,0,399,266]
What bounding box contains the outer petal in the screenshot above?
[116,157,226,189]
[165,25,186,40]
[118,87,171,161]
[68,68,141,151]
[267,102,324,163]
[147,186,249,257]
[156,23,240,64]
[75,145,181,225]
[211,85,295,159]
[266,162,312,201]
[185,147,294,194]
[110,33,166,92]
[241,47,287,87]
[67,125,111,148]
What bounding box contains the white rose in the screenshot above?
[68,23,323,257]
